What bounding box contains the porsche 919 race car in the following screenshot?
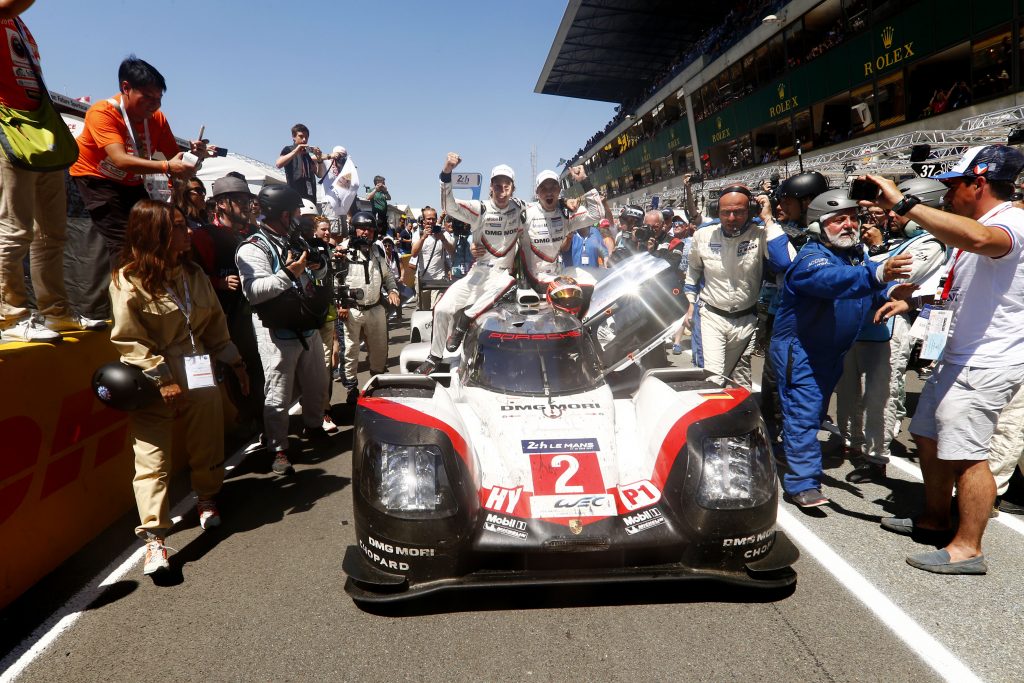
[343,254,798,603]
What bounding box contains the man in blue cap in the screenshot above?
[865,144,1024,575]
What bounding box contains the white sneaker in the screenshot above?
[2,314,60,342]
[197,498,221,530]
[322,414,340,434]
[44,313,108,332]
[143,537,171,575]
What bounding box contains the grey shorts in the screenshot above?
[910,361,1024,460]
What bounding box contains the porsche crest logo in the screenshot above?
[569,519,584,535]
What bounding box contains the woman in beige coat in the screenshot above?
[110,200,249,577]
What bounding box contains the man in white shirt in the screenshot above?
[867,145,1024,575]
[410,206,452,309]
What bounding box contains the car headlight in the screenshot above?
[363,442,457,517]
[696,429,775,509]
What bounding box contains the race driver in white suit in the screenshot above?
[416,153,527,374]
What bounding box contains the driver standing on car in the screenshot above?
[416,153,527,374]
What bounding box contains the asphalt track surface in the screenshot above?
[2,309,1023,682]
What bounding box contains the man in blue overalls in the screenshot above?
[770,190,911,507]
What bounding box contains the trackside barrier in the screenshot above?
[0,330,235,608]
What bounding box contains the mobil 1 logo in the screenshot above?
[483,512,528,540]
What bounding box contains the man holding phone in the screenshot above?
[275,123,322,203]
[865,145,1024,574]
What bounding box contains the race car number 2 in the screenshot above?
[529,452,605,495]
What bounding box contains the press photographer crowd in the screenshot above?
[2,23,1022,580]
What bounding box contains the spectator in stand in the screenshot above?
[0,1,106,342]
[109,200,248,576]
[70,56,204,316]
[367,175,391,232]
[867,146,1024,574]
[275,123,323,204]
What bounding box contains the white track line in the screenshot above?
[886,457,1024,537]
[0,438,259,682]
[777,508,984,683]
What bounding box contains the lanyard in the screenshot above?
[939,249,963,301]
[164,274,197,353]
[118,95,151,161]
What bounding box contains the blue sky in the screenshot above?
[25,0,614,211]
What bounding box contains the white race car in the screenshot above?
[343,253,797,602]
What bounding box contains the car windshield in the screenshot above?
[462,328,604,396]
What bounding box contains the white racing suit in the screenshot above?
[521,189,603,293]
[684,220,793,387]
[835,231,947,461]
[340,241,398,390]
[236,230,328,454]
[429,178,527,360]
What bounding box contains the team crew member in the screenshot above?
[771,190,910,507]
[337,211,400,403]
[416,153,527,374]
[109,201,248,575]
[521,166,603,293]
[867,145,1024,574]
[684,185,794,388]
[236,185,331,475]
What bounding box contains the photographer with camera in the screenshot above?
[613,205,645,255]
[236,184,332,475]
[367,175,391,231]
[275,123,323,203]
[410,207,454,309]
[447,216,475,279]
[337,211,401,404]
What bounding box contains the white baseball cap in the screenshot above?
[490,164,515,183]
[535,170,559,189]
[300,199,318,216]
[332,146,347,156]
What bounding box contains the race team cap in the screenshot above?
[934,145,1024,182]
[535,170,559,189]
[211,175,253,198]
[490,164,515,183]
[599,218,611,228]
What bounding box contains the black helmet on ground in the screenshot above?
[92,362,160,411]
[778,171,829,200]
[350,211,376,230]
[257,183,302,218]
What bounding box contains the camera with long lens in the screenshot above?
[634,225,653,245]
[334,279,365,308]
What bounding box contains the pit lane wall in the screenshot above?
[0,330,231,608]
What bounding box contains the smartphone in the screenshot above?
[213,147,228,157]
[848,178,879,201]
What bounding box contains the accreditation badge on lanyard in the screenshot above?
[118,97,168,201]
[919,248,964,360]
[166,276,216,389]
